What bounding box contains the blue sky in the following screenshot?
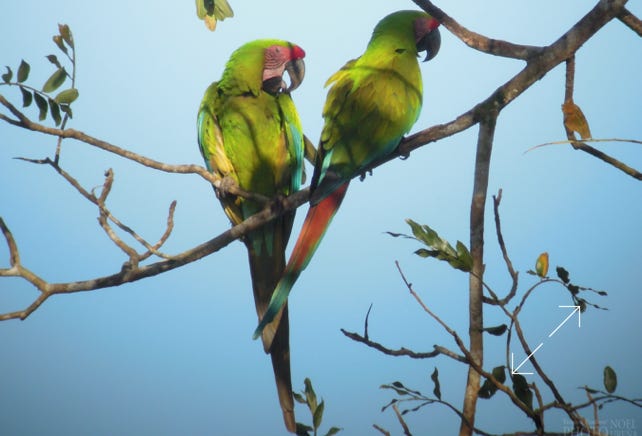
[1,1,641,434]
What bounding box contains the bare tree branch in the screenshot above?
[410,0,543,60]
[618,7,642,35]
[0,187,311,321]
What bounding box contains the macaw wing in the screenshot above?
[314,58,394,197]
[197,82,243,226]
[277,93,305,194]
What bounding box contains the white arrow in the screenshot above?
[548,305,581,338]
[511,342,544,375]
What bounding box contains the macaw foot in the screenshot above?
[398,136,410,160]
[359,169,373,182]
[216,175,239,199]
[270,193,287,215]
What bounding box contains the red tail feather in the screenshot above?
[287,182,349,274]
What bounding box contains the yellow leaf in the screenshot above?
[562,100,592,140]
[535,252,549,278]
[196,0,233,31]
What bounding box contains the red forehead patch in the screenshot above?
[291,45,306,60]
[415,16,440,36]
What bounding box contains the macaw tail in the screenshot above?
[247,218,296,433]
[253,182,349,342]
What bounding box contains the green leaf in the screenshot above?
[512,374,533,411]
[17,60,30,83]
[414,248,436,258]
[304,378,318,413]
[48,98,62,125]
[482,324,508,336]
[556,266,570,284]
[42,68,67,93]
[478,379,495,399]
[2,66,12,83]
[293,392,306,404]
[492,365,507,384]
[603,366,617,393]
[324,427,342,436]
[430,367,441,400]
[53,34,68,54]
[312,400,324,429]
[455,240,473,271]
[58,23,73,48]
[34,92,48,121]
[46,54,62,69]
[60,103,73,118]
[389,381,409,396]
[567,284,580,295]
[406,219,472,272]
[479,365,505,399]
[20,87,33,107]
[583,386,600,394]
[295,422,313,436]
[54,88,78,104]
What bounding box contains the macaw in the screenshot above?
[197,39,306,433]
[195,0,234,31]
[254,10,441,340]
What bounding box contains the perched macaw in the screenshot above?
[254,10,441,340]
[195,0,234,31]
[197,39,306,433]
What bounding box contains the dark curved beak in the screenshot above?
[285,58,305,93]
[417,27,441,62]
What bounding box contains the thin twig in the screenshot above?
[372,424,391,436]
[483,189,519,306]
[0,217,20,266]
[392,404,412,436]
[340,328,450,360]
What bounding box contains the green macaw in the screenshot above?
[254,10,441,340]
[197,39,306,433]
[195,0,234,31]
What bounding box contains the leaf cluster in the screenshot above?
[1,24,77,126]
[380,368,443,417]
[293,378,341,436]
[388,219,472,272]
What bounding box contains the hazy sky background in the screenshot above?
[1,1,641,434]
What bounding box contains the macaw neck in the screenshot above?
[357,37,423,97]
[219,54,264,96]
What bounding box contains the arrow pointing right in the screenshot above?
[548,305,581,338]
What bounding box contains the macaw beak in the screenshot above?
[417,27,441,62]
[284,58,305,93]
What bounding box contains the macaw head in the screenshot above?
[261,42,306,94]
[414,14,441,62]
[370,10,441,63]
[219,39,306,96]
